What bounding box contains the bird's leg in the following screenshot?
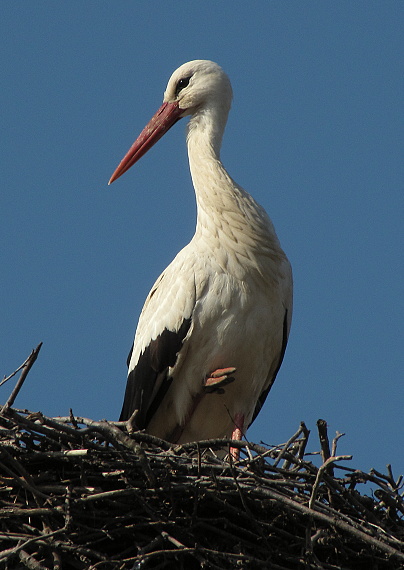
[204,367,236,393]
[230,412,245,461]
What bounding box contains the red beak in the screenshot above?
[109,101,183,184]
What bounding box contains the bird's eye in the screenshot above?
[175,76,191,96]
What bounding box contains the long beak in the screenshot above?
[109,101,183,184]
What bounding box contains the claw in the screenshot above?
[204,367,236,393]
[209,367,237,379]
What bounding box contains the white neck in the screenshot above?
[186,106,279,248]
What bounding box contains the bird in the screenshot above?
[109,60,292,452]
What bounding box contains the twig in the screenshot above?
[309,455,352,509]
[0,407,403,568]
[1,343,42,413]
[331,431,345,457]
[160,531,186,549]
[0,360,27,387]
[19,548,49,569]
[0,527,65,562]
[317,419,333,476]
[273,422,307,468]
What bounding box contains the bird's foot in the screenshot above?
[204,367,236,393]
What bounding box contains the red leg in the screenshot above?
[230,412,244,461]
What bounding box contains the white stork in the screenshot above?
[109,60,292,451]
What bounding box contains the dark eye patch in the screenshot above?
[175,76,192,96]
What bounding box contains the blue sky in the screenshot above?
[1,2,403,477]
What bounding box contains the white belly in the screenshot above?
[147,270,287,442]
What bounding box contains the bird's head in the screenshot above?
[163,60,233,118]
[109,60,232,184]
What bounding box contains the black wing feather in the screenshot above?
[249,308,289,428]
[119,318,192,426]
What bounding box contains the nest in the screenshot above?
[1,346,403,569]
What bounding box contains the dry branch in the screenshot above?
[0,349,403,569]
[0,406,403,570]
[1,344,42,413]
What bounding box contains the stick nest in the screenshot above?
[0,347,403,569]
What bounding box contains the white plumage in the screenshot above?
[109,60,292,448]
